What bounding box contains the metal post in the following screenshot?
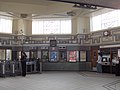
[40,62,42,74]
[12,62,15,76]
[2,62,5,77]
[34,61,36,72]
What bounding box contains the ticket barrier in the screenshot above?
[0,60,42,78]
[0,61,22,77]
[3,61,15,77]
[14,61,22,76]
[26,61,35,73]
[26,60,42,74]
[0,61,5,77]
[36,60,42,74]
[10,62,15,76]
[5,61,20,77]
[0,61,14,77]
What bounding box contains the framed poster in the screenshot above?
[68,51,77,62]
[41,50,49,59]
[50,51,57,62]
[80,51,86,61]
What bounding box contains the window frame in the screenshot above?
[32,18,72,35]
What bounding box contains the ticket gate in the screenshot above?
[26,59,42,74]
[0,61,5,77]
[0,61,19,77]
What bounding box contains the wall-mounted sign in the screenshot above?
[103,31,111,36]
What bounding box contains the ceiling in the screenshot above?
[50,0,120,9]
[0,0,117,19]
[0,0,55,6]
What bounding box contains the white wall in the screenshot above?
[12,19,18,34]
[12,19,32,35]
[72,17,90,34]
[72,17,77,34]
[26,20,32,35]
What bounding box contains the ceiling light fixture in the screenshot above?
[73,3,97,9]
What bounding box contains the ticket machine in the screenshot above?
[101,54,110,65]
[59,46,67,62]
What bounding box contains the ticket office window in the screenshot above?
[0,49,12,61]
[59,51,67,62]
[0,49,5,60]
[30,51,37,59]
[6,49,12,60]
[25,52,29,59]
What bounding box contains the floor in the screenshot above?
[0,71,120,90]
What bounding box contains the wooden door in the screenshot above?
[91,47,99,70]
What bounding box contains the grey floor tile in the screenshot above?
[0,71,120,90]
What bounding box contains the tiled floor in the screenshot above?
[0,71,120,90]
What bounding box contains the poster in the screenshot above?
[80,51,86,61]
[50,52,57,62]
[69,51,77,62]
[42,51,49,59]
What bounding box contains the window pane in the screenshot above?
[0,49,5,60]
[0,16,12,33]
[101,10,118,29]
[43,20,60,34]
[6,49,12,60]
[61,20,71,34]
[32,18,71,34]
[92,15,101,31]
[91,10,120,31]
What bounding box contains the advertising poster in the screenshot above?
[69,51,77,62]
[50,52,57,62]
[80,51,86,61]
[42,51,49,59]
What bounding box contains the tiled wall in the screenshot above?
[0,27,120,46]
